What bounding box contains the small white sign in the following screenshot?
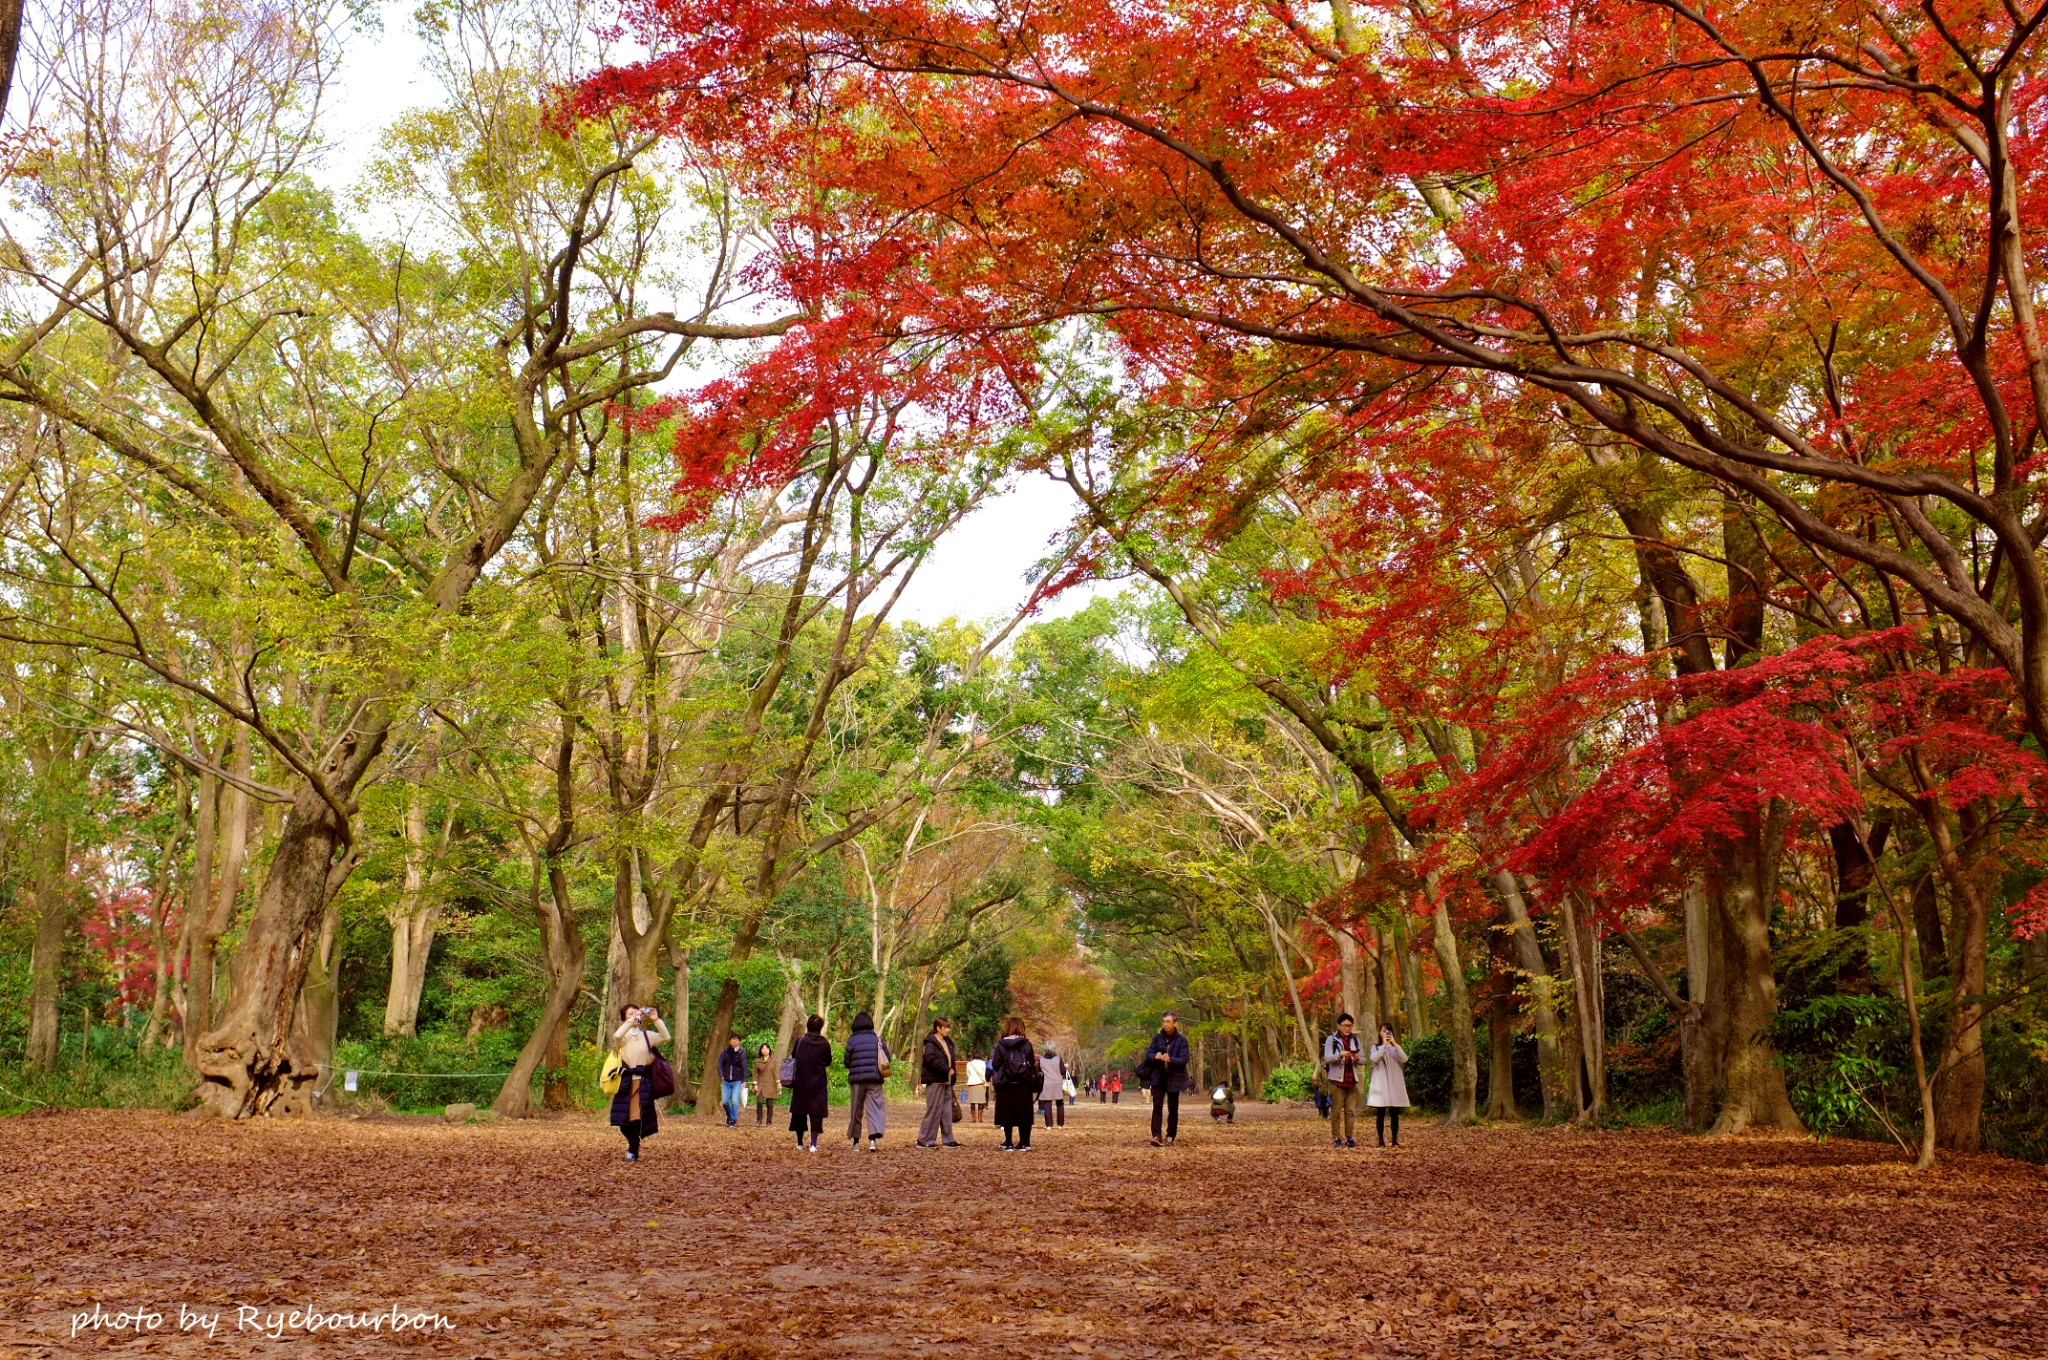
[344,1070,359,1093]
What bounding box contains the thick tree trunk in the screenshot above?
[1334,927,1364,1027]
[187,734,253,1072]
[1827,818,1890,991]
[772,956,804,1059]
[1429,895,1479,1123]
[290,898,342,1112]
[382,790,442,1038]
[1921,801,1989,1153]
[194,771,366,1118]
[1484,916,1520,1121]
[496,855,585,1119]
[24,814,76,1070]
[1493,871,1567,1120]
[1397,913,1428,1038]
[1708,808,1802,1134]
[1557,892,1606,1122]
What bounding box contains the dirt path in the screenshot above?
[4,1101,2043,1358]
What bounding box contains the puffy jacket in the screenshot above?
[717,1045,750,1081]
[920,1033,955,1085]
[844,1024,890,1085]
[990,1034,1040,1087]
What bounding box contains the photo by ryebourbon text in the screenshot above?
[70,1301,456,1341]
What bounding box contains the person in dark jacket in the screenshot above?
[988,1016,1041,1151]
[1139,1011,1192,1146]
[609,1004,669,1162]
[717,1035,750,1126]
[915,1016,961,1148]
[842,1010,892,1151]
[787,1015,832,1152]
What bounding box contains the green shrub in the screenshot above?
[0,1039,196,1115]
[1403,1031,1452,1111]
[1261,1060,1316,1102]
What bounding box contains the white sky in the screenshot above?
[314,4,1112,630]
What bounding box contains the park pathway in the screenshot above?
[4,1101,2043,1358]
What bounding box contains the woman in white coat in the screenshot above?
[1367,1023,1408,1148]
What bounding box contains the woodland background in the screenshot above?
[1,0,2047,1171]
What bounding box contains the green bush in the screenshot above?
[1261,1060,1316,1102]
[330,1032,523,1112]
[0,1039,195,1115]
[1403,1031,1452,1111]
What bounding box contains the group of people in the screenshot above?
[605,1003,1410,1160]
[1319,1013,1409,1148]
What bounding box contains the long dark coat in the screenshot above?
[786,1032,833,1120]
[608,1065,658,1133]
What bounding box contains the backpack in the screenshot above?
[599,1050,623,1096]
[997,1041,1037,1086]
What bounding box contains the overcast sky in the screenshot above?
[311,5,1109,630]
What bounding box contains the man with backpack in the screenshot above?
[1138,1011,1191,1146]
[1322,1012,1364,1148]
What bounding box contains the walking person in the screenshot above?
[1323,1012,1364,1148]
[751,1041,780,1126]
[1368,1023,1409,1148]
[1037,1045,1069,1130]
[916,1016,962,1148]
[787,1015,832,1152]
[989,1017,1040,1150]
[609,1004,669,1162]
[1110,1073,1121,1104]
[1139,1012,1191,1146]
[717,1034,750,1126]
[963,1054,989,1122]
[843,1010,892,1151]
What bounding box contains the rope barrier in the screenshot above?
[0,1080,52,1108]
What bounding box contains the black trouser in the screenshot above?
[1150,1087,1179,1139]
[790,1108,823,1145]
[755,1094,775,1124]
[1375,1106,1401,1145]
[620,1118,644,1156]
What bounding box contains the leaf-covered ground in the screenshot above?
[6,1101,2044,1358]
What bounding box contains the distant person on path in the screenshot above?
[1037,1045,1068,1130]
[1368,1023,1409,1148]
[1110,1073,1122,1104]
[963,1055,989,1122]
[989,1017,1041,1151]
[1323,1013,1364,1148]
[843,1010,892,1151]
[916,1016,961,1148]
[751,1041,780,1126]
[717,1035,750,1126]
[1139,1012,1191,1146]
[1210,1084,1235,1124]
[788,1015,832,1152]
[609,1004,668,1162]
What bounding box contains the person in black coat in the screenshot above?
[988,1016,1041,1151]
[915,1016,960,1148]
[787,1014,833,1152]
[1138,1011,1192,1146]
